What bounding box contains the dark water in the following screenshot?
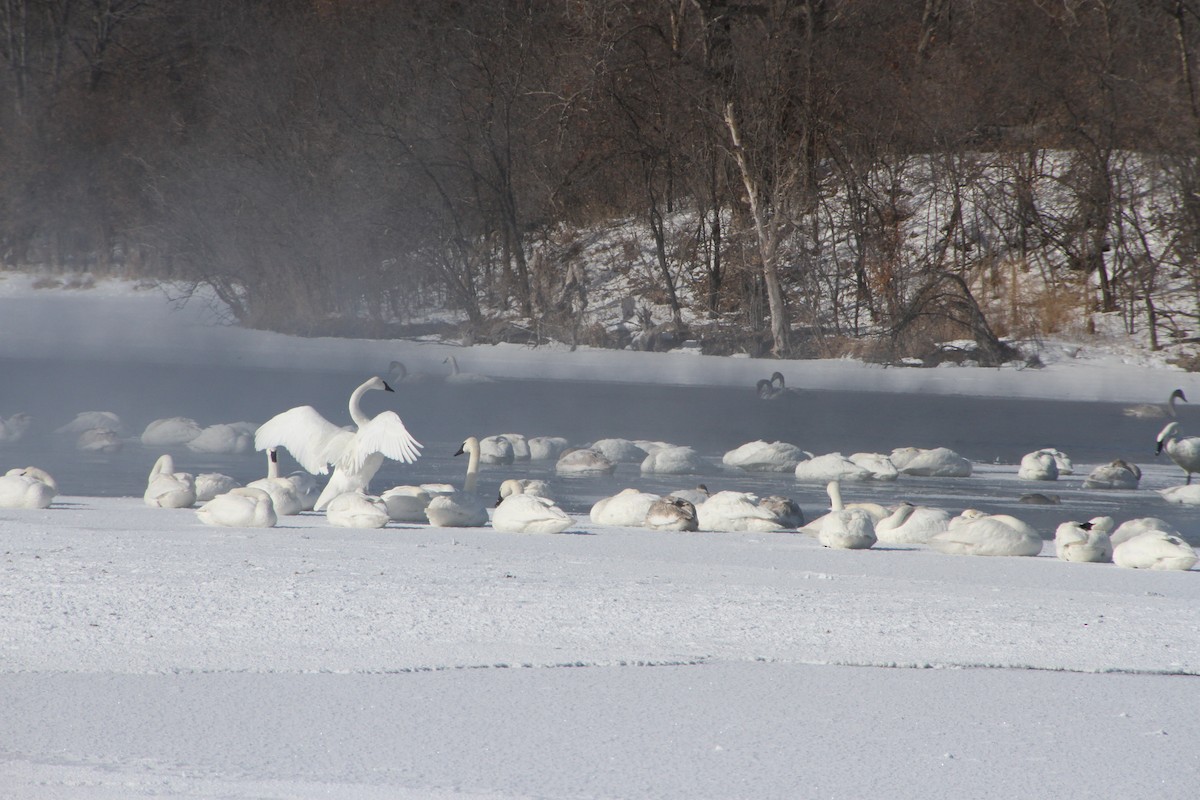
[3,356,1198,543]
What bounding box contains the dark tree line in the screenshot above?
[5,0,1200,359]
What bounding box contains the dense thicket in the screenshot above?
[4,0,1200,360]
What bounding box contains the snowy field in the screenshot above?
[1,276,1199,799]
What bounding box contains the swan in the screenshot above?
[1156,421,1200,484]
[0,412,32,443]
[644,497,699,531]
[496,433,531,461]
[794,452,873,482]
[254,376,422,512]
[381,485,432,523]
[722,440,806,472]
[759,495,805,528]
[0,466,57,509]
[666,484,710,507]
[1123,388,1185,419]
[187,423,254,455]
[143,454,197,508]
[634,440,674,455]
[1110,517,1176,548]
[555,448,617,476]
[76,427,123,453]
[1054,517,1114,563]
[889,447,972,477]
[696,491,787,533]
[1082,459,1141,490]
[246,449,304,516]
[492,490,572,534]
[1018,450,1059,481]
[497,478,553,504]
[756,372,798,400]
[194,472,240,502]
[590,438,649,463]
[817,481,877,549]
[196,487,277,528]
[286,470,320,511]
[1113,531,1198,570]
[928,512,1043,557]
[874,503,951,545]
[56,411,124,436]
[141,417,203,447]
[444,355,494,383]
[479,435,515,465]
[1019,492,1061,505]
[424,437,489,527]
[848,452,899,481]
[528,436,570,461]
[388,360,440,383]
[591,488,661,526]
[1159,484,1200,505]
[640,446,705,475]
[325,491,390,528]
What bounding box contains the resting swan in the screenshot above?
[247,449,304,516]
[0,466,57,509]
[644,497,699,531]
[928,512,1043,557]
[144,454,197,508]
[1112,530,1198,571]
[817,480,877,549]
[196,487,277,528]
[424,437,489,527]
[873,503,950,545]
[1054,517,1115,563]
[0,412,32,443]
[444,355,494,383]
[492,483,572,534]
[1156,421,1200,484]
[325,491,390,528]
[254,376,422,512]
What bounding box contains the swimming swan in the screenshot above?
[424,437,489,527]
[196,487,277,528]
[254,376,422,512]
[817,480,877,549]
[144,453,197,508]
[722,440,806,472]
[1123,388,1186,419]
[1156,421,1200,484]
[444,355,494,383]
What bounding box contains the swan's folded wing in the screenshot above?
[340,411,423,472]
[254,406,352,475]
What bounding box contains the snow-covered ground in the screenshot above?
[1,275,1198,799]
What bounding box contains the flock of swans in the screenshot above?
[2,373,1199,572]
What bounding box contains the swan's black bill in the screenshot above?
[382,381,395,392]
[454,443,466,457]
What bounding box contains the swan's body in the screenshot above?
[590,438,649,463]
[195,472,240,502]
[247,449,304,516]
[697,491,786,533]
[1018,450,1059,481]
[144,454,196,508]
[1082,459,1141,490]
[756,372,799,400]
[1125,390,1184,419]
[1159,484,1200,505]
[874,503,951,545]
[528,436,570,461]
[722,440,806,472]
[497,479,553,504]
[591,488,661,526]
[928,513,1043,557]
[492,493,572,534]
[381,485,432,522]
[556,448,617,476]
[424,437,489,527]
[444,355,493,383]
[254,377,422,512]
[1113,531,1198,570]
[56,411,124,436]
[325,491,390,529]
[644,497,699,531]
[141,417,203,447]
[0,412,32,443]
[890,447,972,477]
[794,453,873,482]
[1110,517,1176,548]
[817,481,877,549]
[848,452,899,481]
[479,435,515,465]
[388,360,440,384]
[1156,421,1200,484]
[196,487,277,528]
[496,434,531,461]
[666,485,710,507]
[759,495,805,528]
[641,446,704,475]
[1054,517,1114,563]
[187,423,253,455]
[0,467,57,509]
[76,427,123,453]
[287,470,320,510]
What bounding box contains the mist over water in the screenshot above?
[4,354,1195,544]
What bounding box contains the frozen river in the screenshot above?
[4,355,1198,544]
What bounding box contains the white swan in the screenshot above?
[928,512,1043,557]
[381,485,432,522]
[194,472,240,502]
[479,435,515,465]
[492,489,572,534]
[56,411,124,436]
[666,484,710,507]
[497,478,553,503]
[325,491,390,528]
[1081,459,1141,490]
[555,448,617,476]
[848,452,899,481]
[424,437,489,527]
[444,355,494,383]
[1054,517,1114,563]
[496,433,531,461]
[817,481,877,549]
[528,436,570,461]
[1112,531,1197,570]
[889,446,972,477]
[874,503,950,545]
[644,497,699,531]
[1159,484,1200,505]
[1156,421,1200,484]
[590,438,649,463]
[286,470,320,511]
[722,440,806,472]
[1110,517,1176,548]
[0,412,32,443]
[1123,389,1185,419]
[254,376,422,512]
[696,491,786,533]
[141,417,203,447]
[196,487,277,528]
[591,488,661,526]
[76,427,123,453]
[187,423,253,455]
[0,467,56,509]
[641,446,705,475]
[143,454,196,508]
[794,452,873,482]
[388,360,441,383]
[247,449,304,516]
[1018,450,1059,481]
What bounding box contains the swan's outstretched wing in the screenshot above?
[254,406,354,475]
[338,410,423,472]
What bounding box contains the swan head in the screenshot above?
[361,375,395,393]
[1156,422,1180,454]
[1170,388,1187,414]
[455,436,480,457]
[770,372,786,388]
[756,379,774,398]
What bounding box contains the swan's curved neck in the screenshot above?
[827,480,844,511]
[447,356,461,375]
[267,449,280,479]
[151,454,174,479]
[348,380,375,428]
[463,438,480,494]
